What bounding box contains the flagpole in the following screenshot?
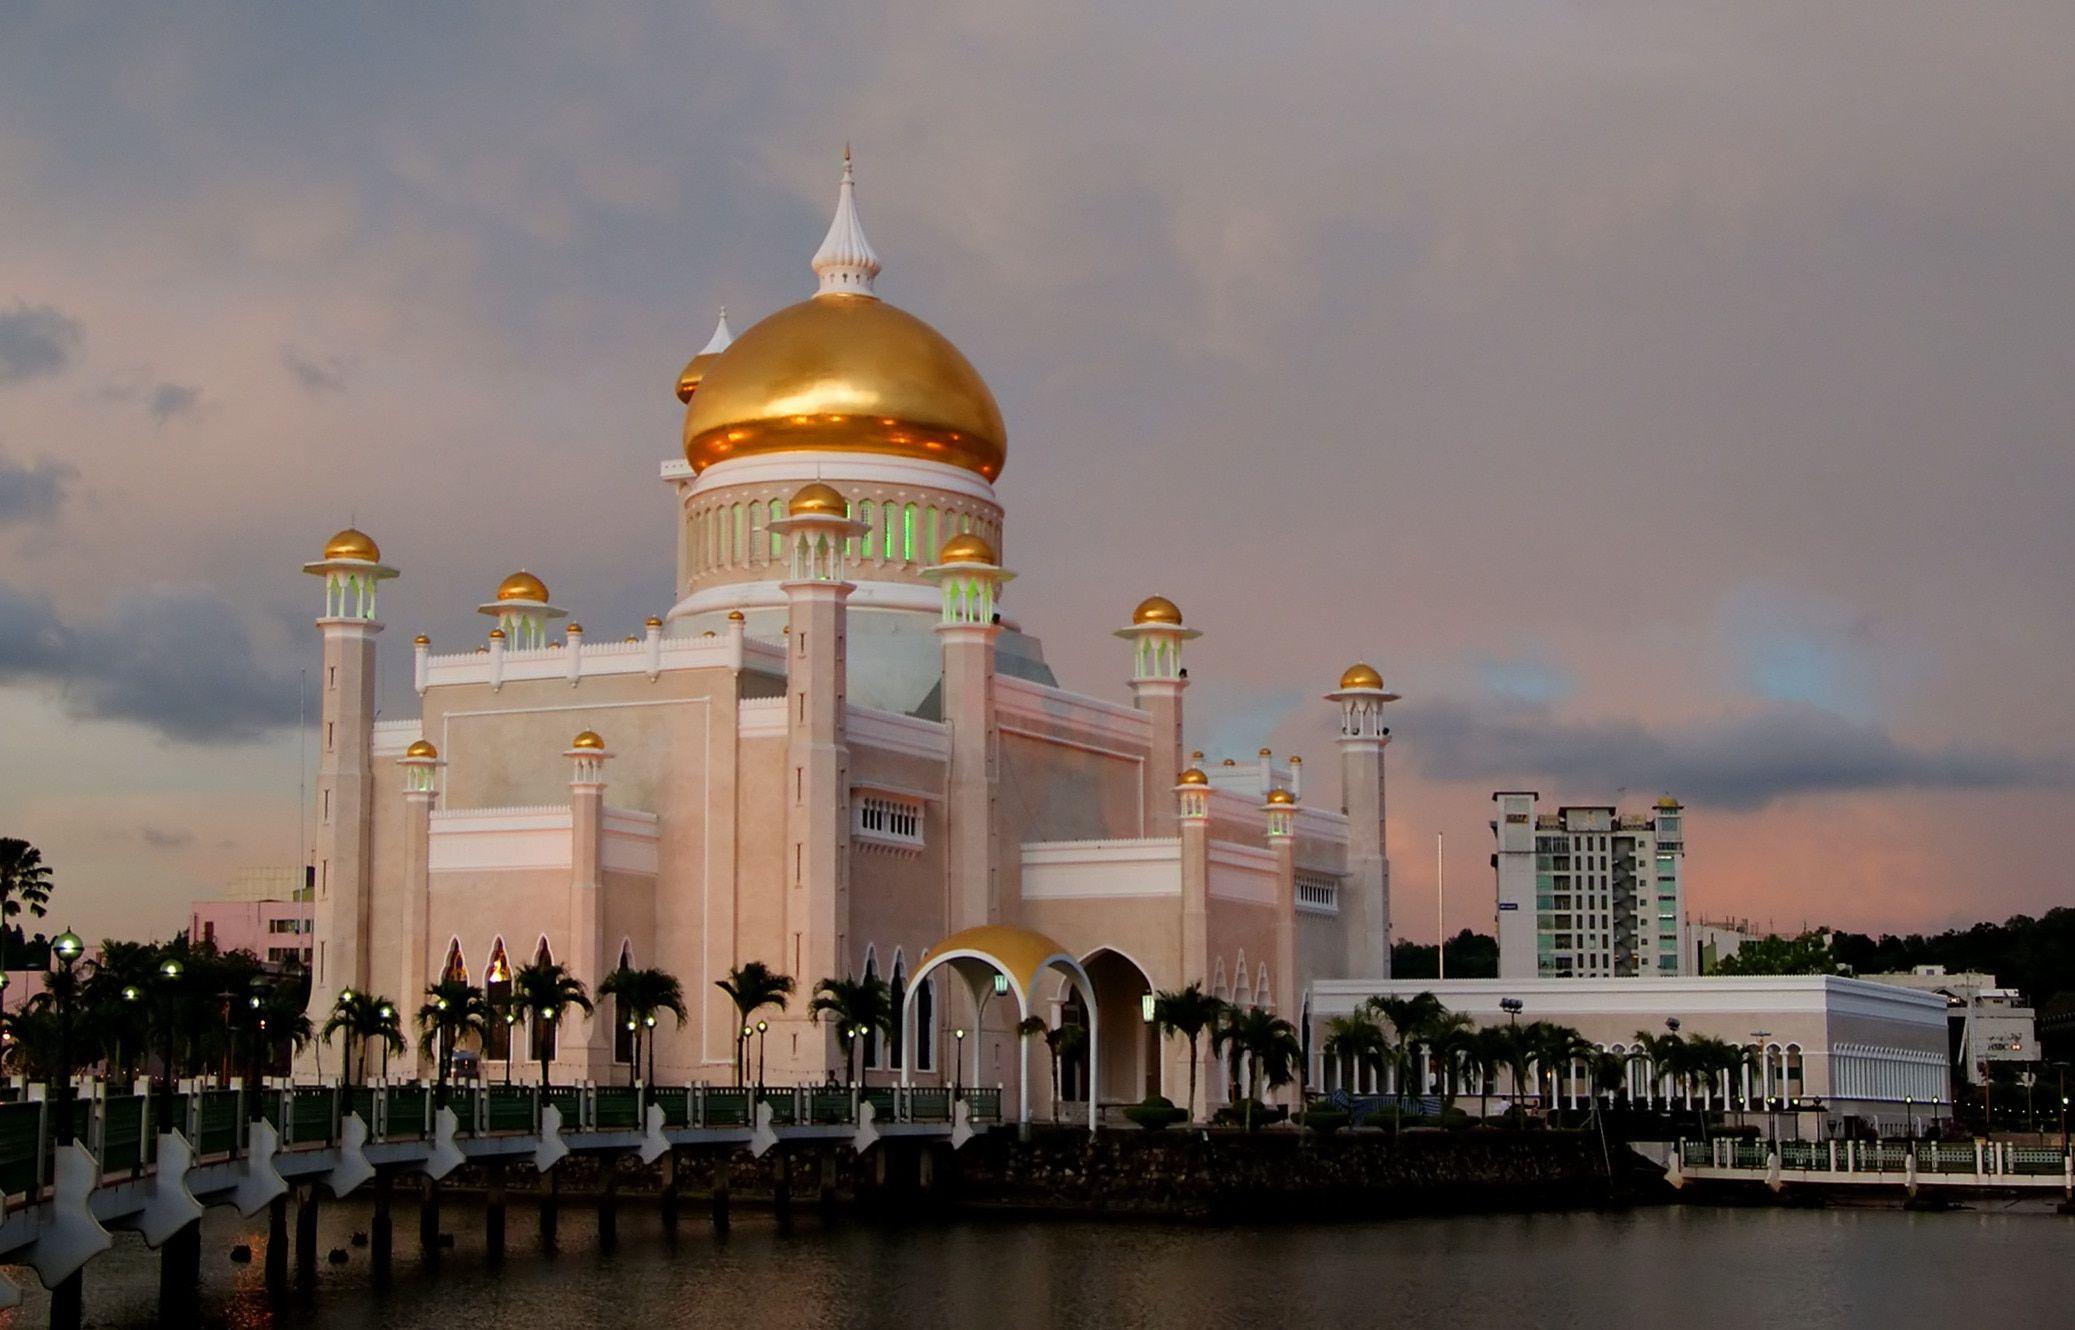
[1437,832,1446,980]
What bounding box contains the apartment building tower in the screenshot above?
[1492,792,1687,979]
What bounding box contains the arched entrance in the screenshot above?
[903,924,1101,1132]
[1080,948,1158,1106]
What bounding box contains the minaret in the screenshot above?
[1327,663,1401,978]
[301,528,398,1043]
[1115,597,1198,837]
[566,730,611,1079]
[476,570,566,651]
[925,532,1012,929]
[397,738,442,1039]
[772,482,868,1069]
[1264,786,1298,1013]
[1175,767,1212,1114]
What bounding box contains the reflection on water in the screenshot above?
[5,1196,2073,1329]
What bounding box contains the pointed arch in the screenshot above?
[858,500,877,560]
[484,936,513,1061]
[888,948,907,1070]
[530,935,557,1064]
[861,947,882,1070]
[1256,962,1271,1011]
[1212,956,1228,1002]
[612,940,636,1065]
[768,498,785,557]
[441,937,468,984]
[1234,950,1251,1006]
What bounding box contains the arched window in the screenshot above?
[690,510,703,573]
[484,939,512,1062]
[889,953,906,1068]
[1212,957,1228,1002]
[612,941,635,1066]
[882,503,897,562]
[845,501,860,561]
[861,950,881,1070]
[747,503,764,566]
[1256,963,1272,1011]
[902,503,917,561]
[731,502,746,565]
[1233,951,1251,1006]
[924,506,939,563]
[441,939,467,983]
[914,977,935,1072]
[531,938,558,1065]
[768,498,784,557]
[858,500,876,560]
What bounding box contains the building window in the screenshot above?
[1295,873,1339,914]
[854,793,925,850]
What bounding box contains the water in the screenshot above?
[7,1198,2072,1329]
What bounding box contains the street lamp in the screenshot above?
[158,956,185,1130]
[1500,997,1523,1026]
[993,972,1009,997]
[954,1027,967,1097]
[503,1009,518,1085]
[50,930,83,1146]
[755,1020,768,1090]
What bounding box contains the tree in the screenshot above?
[1712,931,1839,976]
[1322,1012,1388,1101]
[806,974,892,1086]
[1017,1015,1087,1112]
[715,962,795,1086]
[1365,992,1446,1105]
[1522,1022,1598,1116]
[82,940,158,1084]
[1422,1011,1476,1111]
[1152,984,1227,1122]
[322,991,406,1091]
[600,965,688,1093]
[1217,1006,1302,1129]
[512,961,592,1089]
[416,979,491,1106]
[1389,929,1500,979]
[0,840,54,969]
[1466,1025,1515,1119]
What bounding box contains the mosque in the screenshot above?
[297,154,1399,1119]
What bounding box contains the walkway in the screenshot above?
[1669,1136,2073,1196]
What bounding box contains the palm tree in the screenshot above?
[83,940,158,1084]
[1466,1025,1514,1120]
[806,975,892,1086]
[1422,1011,1476,1112]
[321,991,406,1091]
[1524,1023,1598,1118]
[1151,984,1226,1121]
[1321,1012,1388,1099]
[599,966,688,1093]
[416,979,491,1106]
[715,962,794,1086]
[253,974,313,1082]
[0,840,54,970]
[512,961,592,1089]
[1366,992,1445,1106]
[1630,1030,1687,1114]
[1220,1006,1302,1130]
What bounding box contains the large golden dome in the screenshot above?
[683,294,1005,480]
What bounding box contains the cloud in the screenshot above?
[147,383,201,423]
[139,827,194,849]
[1404,698,2061,810]
[0,582,300,742]
[281,346,346,393]
[0,454,74,523]
[1473,652,1574,706]
[0,303,80,384]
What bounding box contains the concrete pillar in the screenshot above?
[659,1149,680,1231]
[266,1193,290,1290]
[50,1272,82,1330]
[418,1176,442,1263]
[371,1171,393,1277]
[295,1186,321,1286]
[710,1152,731,1231]
[774,1149,793,1228]
[566,738,612,1079]
[1176,770,1211,1119]
[539,1168,559,1246]
[485,1163,507,1262]
[1327,667,1399,979]
[397,752,439,1054]
[1265,791,1298,1019]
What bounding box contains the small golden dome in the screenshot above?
[1339,662,1384,690]
[1178,768,1209,786]
[568,623,584,634]
[937,531,996,565]
[1266,787,1296,805]
[405,739,438,759]
[323,527,380,562]
[645,615,663,628]
[571,730,606,750]
[487,629,506,641]
[1289,755,1302,765]
[676,352,720,404]
[1190,750,1205,761]
[413,634,430,645]
[624,635,639,643]
[789,482,848,517]
[1258,747,1273,757]
[1656,796,1681,810]
[497,570,550,603]
[683,295,1005,479]
[727,610,745,622]
[1133,595,1182,626]
[1221,758,1236,767]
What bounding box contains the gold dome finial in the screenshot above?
[1266,787,1296,805]
[323,527,380,563]
[1339,662,1384,690]
[645,615,663,628]
[1258,747,1272,758]
[789,482,848,517]
[937,531,996,565]
[675,306,736,403]
[413,634,430,646]
[497,570,550,603]
[571,730,606,751]
[487,629,505,641]
[727,610,745,622]
[1178,768,1209,786]
[1132,595,1182,626]
[405,738,438,760]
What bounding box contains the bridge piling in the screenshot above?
[370,1171,393,1279]
[295,1186,321,1286]
[773,1149,793,1228]
[420,1177,443,1264]
[710,1152,731,1231]
[159,1219,202,1320]
[49,1271,82,1330]
[598,1155,619,1248]
[265,1194,290,1291]
[658,1149,680,1231]
[539,1167,559,1246]
[818,1149,838,1214]
[485,1163,507,1262]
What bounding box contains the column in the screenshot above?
[565,732,611,1080]
[926,534,1010,930]
[1114,599,1198,838]
[397,741,441,1044]
[1327,665,1399,978]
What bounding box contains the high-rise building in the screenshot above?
[1492,793,1686,979]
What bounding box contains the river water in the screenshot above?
[7,1197,2072,1328]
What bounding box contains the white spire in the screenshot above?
[699,305,733,355]
[811,147,881,296]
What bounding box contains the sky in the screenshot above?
[1,3,2070,947]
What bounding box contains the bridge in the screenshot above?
[1666,1136,2074,1199]
[0,1081,1001,1324]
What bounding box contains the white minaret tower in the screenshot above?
[924,531,1012,930]
[1327,663,1400,978]
[301,527,398,1056]
[397,737,443,1041]
[476,569,566,650]
[1115,597,1199,837]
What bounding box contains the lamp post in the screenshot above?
[1906,1095,1915,1141]
[755,1020,768,1092]
[1141,993,1157,1101]
[246,977,270,1125]
[643,1014,658,1101]
[377,1004,395,1082]
[50,930,83,1146]
[954,1028,967,1098]
[503,1009,517,1085]
[158,956,185,1134]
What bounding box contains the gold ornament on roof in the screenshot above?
[1266,787,1295,805]
[1339,662,1384,690]
[496,570,550,602]
[727,610,745,622]
[1132,595,1182,626]
[405,739,438,759]
[571,731,606,750]
[788,482,848,517]
[413,634,430,645]
[645,616,663,628]
[1178,768,1209,786]
[936,531,996,565]
[323,527,380,562]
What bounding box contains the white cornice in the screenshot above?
[996,674,1152,752]
[667,450,1001,505]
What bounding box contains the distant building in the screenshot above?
[1859,965,2038,1085]
[1492,793,1687,979]
[190,866,313,971]
[1691,916,1767,974]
